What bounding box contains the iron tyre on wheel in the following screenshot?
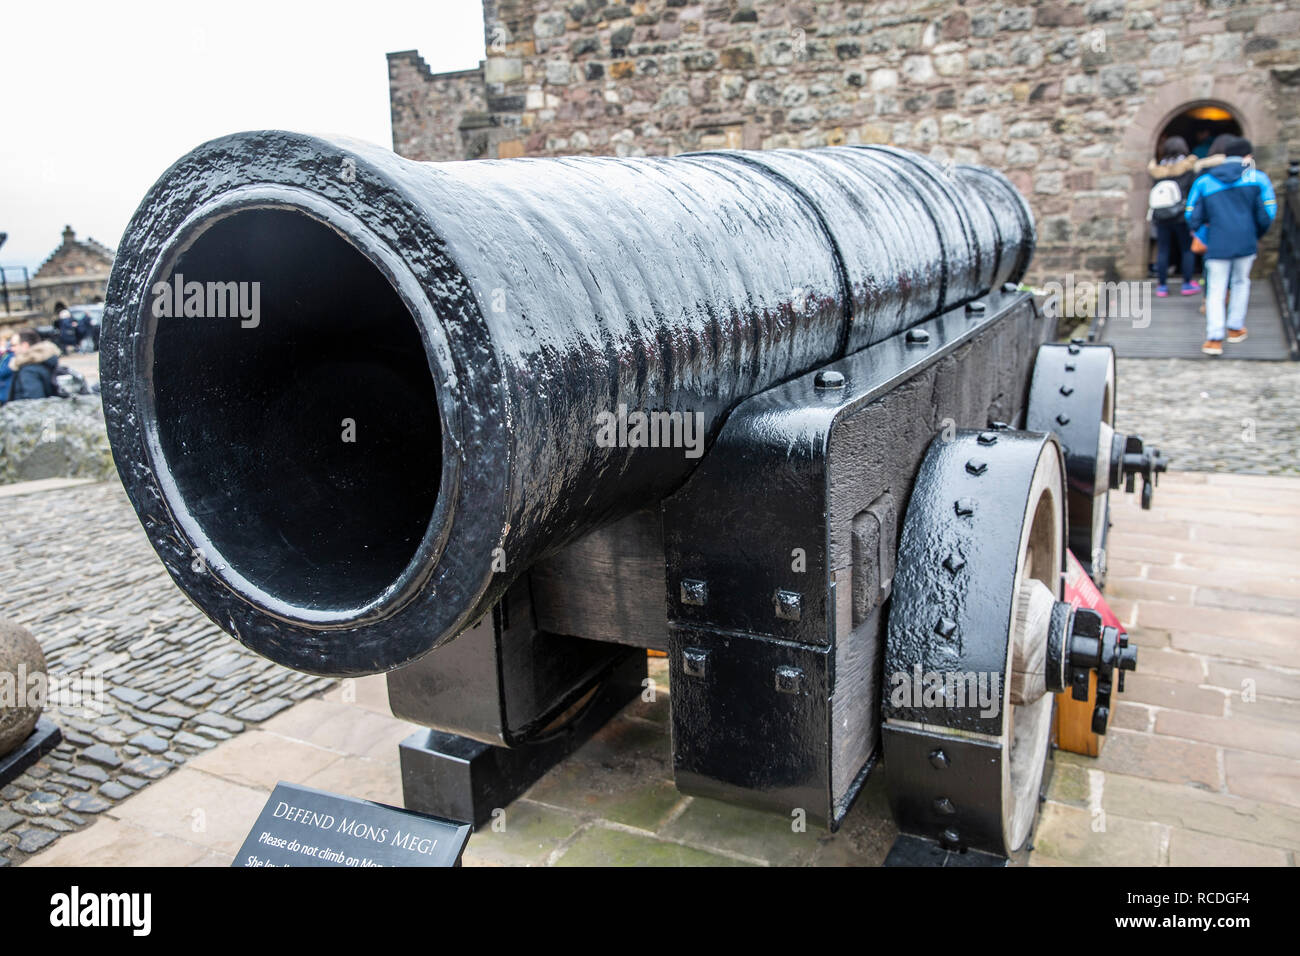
[883,427,1066,860]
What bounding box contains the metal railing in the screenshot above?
[1274,160,1300,359]
[0,264,34,315]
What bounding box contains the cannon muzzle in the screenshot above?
[101,131,1034,676]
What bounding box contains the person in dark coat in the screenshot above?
[75,311,96,352]
[1146,136,1200,297]
[7,329,60,401]
[55,310,78,355]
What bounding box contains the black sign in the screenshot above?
[233,783,471,867]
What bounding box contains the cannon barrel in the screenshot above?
[100,131,1034,676]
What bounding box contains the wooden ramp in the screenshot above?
[1095,280,1292,360]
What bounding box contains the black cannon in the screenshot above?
[100,132,1163,862]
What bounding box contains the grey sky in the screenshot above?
[0,0,485,273]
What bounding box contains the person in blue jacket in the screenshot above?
[0,334,16,402]
[1184,136,1277,355]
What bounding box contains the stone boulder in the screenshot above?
[0,620,47,756]
[0,394,115,485]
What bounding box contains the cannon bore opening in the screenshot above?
[148,208,442,615]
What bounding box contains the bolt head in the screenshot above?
[1056,413,1071,426]
[976,431,998,445]
[965,458,987,475]
[814,369,845,389]
[929,749,949,770]
[682,647,709,679]
[935,617,958,639]
[1059,385,1074,396]
[965,301,986,315]
[906,328,931,346]
[774,665,803,695]
[680,579,708,606]
[934,797,956,815]
[954,497,976,516]
[774,589,802,621]
[943,553,966,574]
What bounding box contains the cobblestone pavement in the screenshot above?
[1115,359,1300,476]
[0,481,334,866]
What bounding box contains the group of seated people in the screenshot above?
[0,329,63,402]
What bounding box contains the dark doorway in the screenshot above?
[1157,104,1243,161]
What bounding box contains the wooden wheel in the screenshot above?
[1025,341,1115,587]
[883,427,1065,858]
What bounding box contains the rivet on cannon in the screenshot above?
[680,578,708,606]
[941,828,961,847]
[935,617,958,639]
[929,749,950,770]
[976,431,998,445]
[934,797,957,815]
[1002,282,1019,293]
[906,328,931,346]
[1060,385,1074,396]
[1065,362,1077,372]
[1068,344,1081,355]
[965,301,986,315]
[965,458,987,475]
[774,665,804,695]
[954,497,976,516]
[1056,413,1071,426]
[773,589,802,621]
[682,647,709,679]
[814,369,845,390]
[943,553,966,574]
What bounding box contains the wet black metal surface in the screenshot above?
[101,132,1036,676]
[882,429,1064,737]
[0,718,63,788]
[664,289,1049,827]
[398,651,646,828]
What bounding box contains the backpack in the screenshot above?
[1147,179,1183,221]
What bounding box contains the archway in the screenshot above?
[1144,101,1245,276]
[1119,77,1277,280]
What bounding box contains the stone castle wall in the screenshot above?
[389,54,492,160]
[389,0,1300,282]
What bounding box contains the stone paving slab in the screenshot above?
[8,468,1299,867]
[1030,473,1300,866]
